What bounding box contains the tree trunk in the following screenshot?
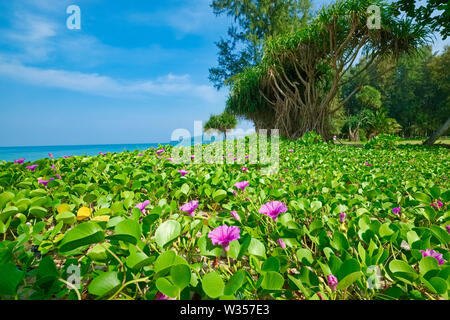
[349,127,360,142]
[423,116,450,146]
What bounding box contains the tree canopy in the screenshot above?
[225,0,431,140]
[209,0,312,89]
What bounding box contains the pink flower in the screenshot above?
[233,190,237,196]
[155,292,176,300]
[14,158,25,164]
[99,152,106,156]
[230,211,240,221]
[26,165,38,171]
[48,153,54,158]
[392,207,401,215]
[241,167,248,172]
[259,201,287,221]
[180,200,199,217]
[421,249,446,265]
[38,177,54,187]
[431,201,443,209]
[234,181,249,191]
[167,157,173,161]
[56,174,62,179]
[178,170,189,177]
[137,153,144,157]
[289,149,294,153]
[245,155,249,159]
[63,155,73,159]
[135,200,150,214]
[50,164,56,172]
[339,212,346,223]
[191,155,195,159]
[156,149,165,155]
[208,225,240,252]
[327,275,338,291]
[277,238,286,249]
[365,162,372,166]
[446,225,450,234]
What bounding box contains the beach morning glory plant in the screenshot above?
[259,201,288,221]
[208,225,240,252]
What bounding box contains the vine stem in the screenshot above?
[58,278,82,300]
[108,277,150,300]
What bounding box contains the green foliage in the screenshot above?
[209,0,312,89]
[226,0,431,140]
[0,138,448,300]
[204,112,237,138]
[364,134,402,149]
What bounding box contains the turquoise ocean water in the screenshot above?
[0,142,177,163]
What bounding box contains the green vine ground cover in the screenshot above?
[0,138,449,300]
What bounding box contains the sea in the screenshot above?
[0,142,178,163]
[0,135,224,163]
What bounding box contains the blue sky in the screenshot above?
[0,0,448,147]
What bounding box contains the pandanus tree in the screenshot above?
[225,0,431,140]
[204,112,237,140]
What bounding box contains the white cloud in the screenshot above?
[0,57,225,103]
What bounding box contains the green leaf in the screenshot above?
[224,270,246,295]
[107,219,141,244]
[261,257,280,272]
[155,220,181,248]
[260,271,284,290]
[59,222,105,253]
[29,206,48,219]
[202,271,225,298]
[88,271,121,297]
[429,226,450,245]
[156,277,179,298]
[247,238,266,259]
[126,251,153,270]
[389,260,418,284]
[332,232,349,252]
[419,256,440,280]
[55,211,76,225]
[414,192,431,204]
[0,263,25,295]
[0,206,18,223]
[296,248,314,266]
[212,189,227,202]
[170,264,191,289]
[0,192,15,210]
[180,183,190,195]
[154,250,177,273]
[336,271,362,290]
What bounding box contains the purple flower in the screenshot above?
[178,170,189,177]
[14,158,25,164]
[446,225,450,234]
[180,200,199,217]
[365,162,372,167]
[155,292,176,300]
[191,155,195,159]
[277,238,286,249]
[208,225,240,252]
[420,249,446,265]
[135,200,151,214]
[230,211,240,221]
[50,164,57,172]
[63,155,73,159]
[156,149,165,155]
[431,201,443,209]
[339,212,346,223]
[56,174,62,179]
[38,177,54,187]
[48,153,54,159]
[99,152,106,156]
[241,167,248,172]
[167,157,173,161]
[327,275,338,291]
[392,207,401,215]
[26,165,38,171]
[289,149,294,153]
[234,181,249,191]
[259,201,287,221]
[137,153,144,157]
